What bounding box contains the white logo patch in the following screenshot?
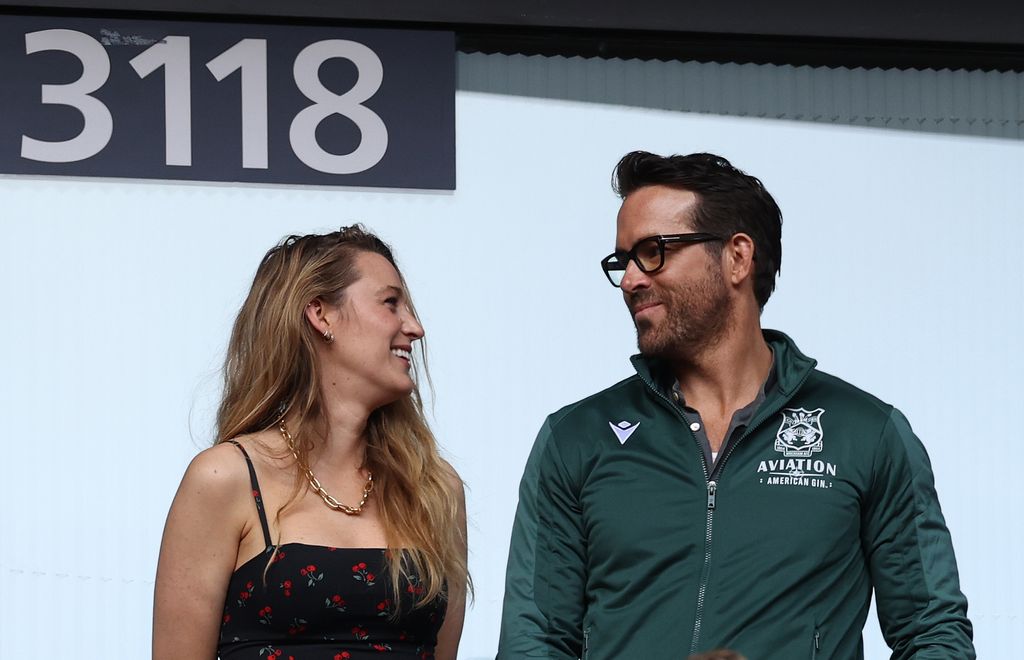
[775,407,825,457]
[757,407,836,490]
[609,420,640,444]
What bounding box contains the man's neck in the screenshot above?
[672,322,773,419]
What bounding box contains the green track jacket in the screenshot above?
[497,331,973,659]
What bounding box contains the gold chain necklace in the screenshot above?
[278,420,374,515]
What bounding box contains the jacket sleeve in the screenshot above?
[862,407,975,659]
[497,416,587,660]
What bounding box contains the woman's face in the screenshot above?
[323,251,424,409]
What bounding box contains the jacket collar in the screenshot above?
[629,329,817,401]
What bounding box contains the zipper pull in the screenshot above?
[707,481,717,509]
[814,631,820,651]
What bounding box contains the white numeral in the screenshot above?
[129,36,192,166]
[289,40,388,174]
[22,32,392,174]
[21,29,113,163]
[207,39,269,169]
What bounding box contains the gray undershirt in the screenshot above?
[671,353,777,476]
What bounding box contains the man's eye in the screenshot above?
[637,244,660,260]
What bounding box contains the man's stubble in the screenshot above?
[630,259,734,364]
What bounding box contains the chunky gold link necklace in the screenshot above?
[278,420,374,515]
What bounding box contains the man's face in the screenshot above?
[615,185,732,360]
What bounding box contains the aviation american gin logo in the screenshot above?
[757,408,836,489]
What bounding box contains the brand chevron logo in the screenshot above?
[609,420,640,444]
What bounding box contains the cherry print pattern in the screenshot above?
[220,546,443,659]
[220,443,444,659]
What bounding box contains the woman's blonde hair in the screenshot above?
[216,225,468,608]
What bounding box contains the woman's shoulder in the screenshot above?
[437,458,463,487]
[177,442,254,505]
[436,459,466,512]
[196,430,295,493]
[180,430,283,501]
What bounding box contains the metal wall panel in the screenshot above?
[459,52,1024,139]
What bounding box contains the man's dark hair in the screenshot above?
[613,151,783,310]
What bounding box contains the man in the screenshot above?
[496,151,974,659]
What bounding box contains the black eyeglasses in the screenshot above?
[601,233,723,287]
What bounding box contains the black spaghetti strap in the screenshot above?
[227,440,273,549]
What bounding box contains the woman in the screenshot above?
[154,226,468,659]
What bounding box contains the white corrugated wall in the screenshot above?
[460,52,1024,139]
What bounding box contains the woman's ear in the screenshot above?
[304,299,334,343]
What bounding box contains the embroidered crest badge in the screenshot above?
[775,408,825,457]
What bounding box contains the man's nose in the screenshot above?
[619,259,650,292]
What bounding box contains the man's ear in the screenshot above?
[724,232,756,287]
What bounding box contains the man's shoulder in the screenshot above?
[801,366,896,425]
[545,374,649,429]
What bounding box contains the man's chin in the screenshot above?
[636,329,668,358]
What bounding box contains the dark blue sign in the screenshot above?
[0,15,455,189]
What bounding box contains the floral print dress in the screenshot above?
[218,442,446,660]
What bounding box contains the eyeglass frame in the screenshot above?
[600,232,725,287]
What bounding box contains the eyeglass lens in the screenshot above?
[634,238,663,271]
[604,237,663,286]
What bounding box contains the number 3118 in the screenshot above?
[23,29,388,174]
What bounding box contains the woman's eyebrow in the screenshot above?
[377,284,405,297]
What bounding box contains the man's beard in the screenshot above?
[628,263,733,362]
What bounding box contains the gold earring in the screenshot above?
[323,328,335,343]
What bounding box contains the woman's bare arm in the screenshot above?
[434,467,469,660]
[153,444,250,660]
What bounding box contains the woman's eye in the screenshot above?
[384,297,399,307]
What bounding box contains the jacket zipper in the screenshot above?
[689,479,717,653]
[813,630,820,659]
[635,372,714,655]
[638,366,813,655]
